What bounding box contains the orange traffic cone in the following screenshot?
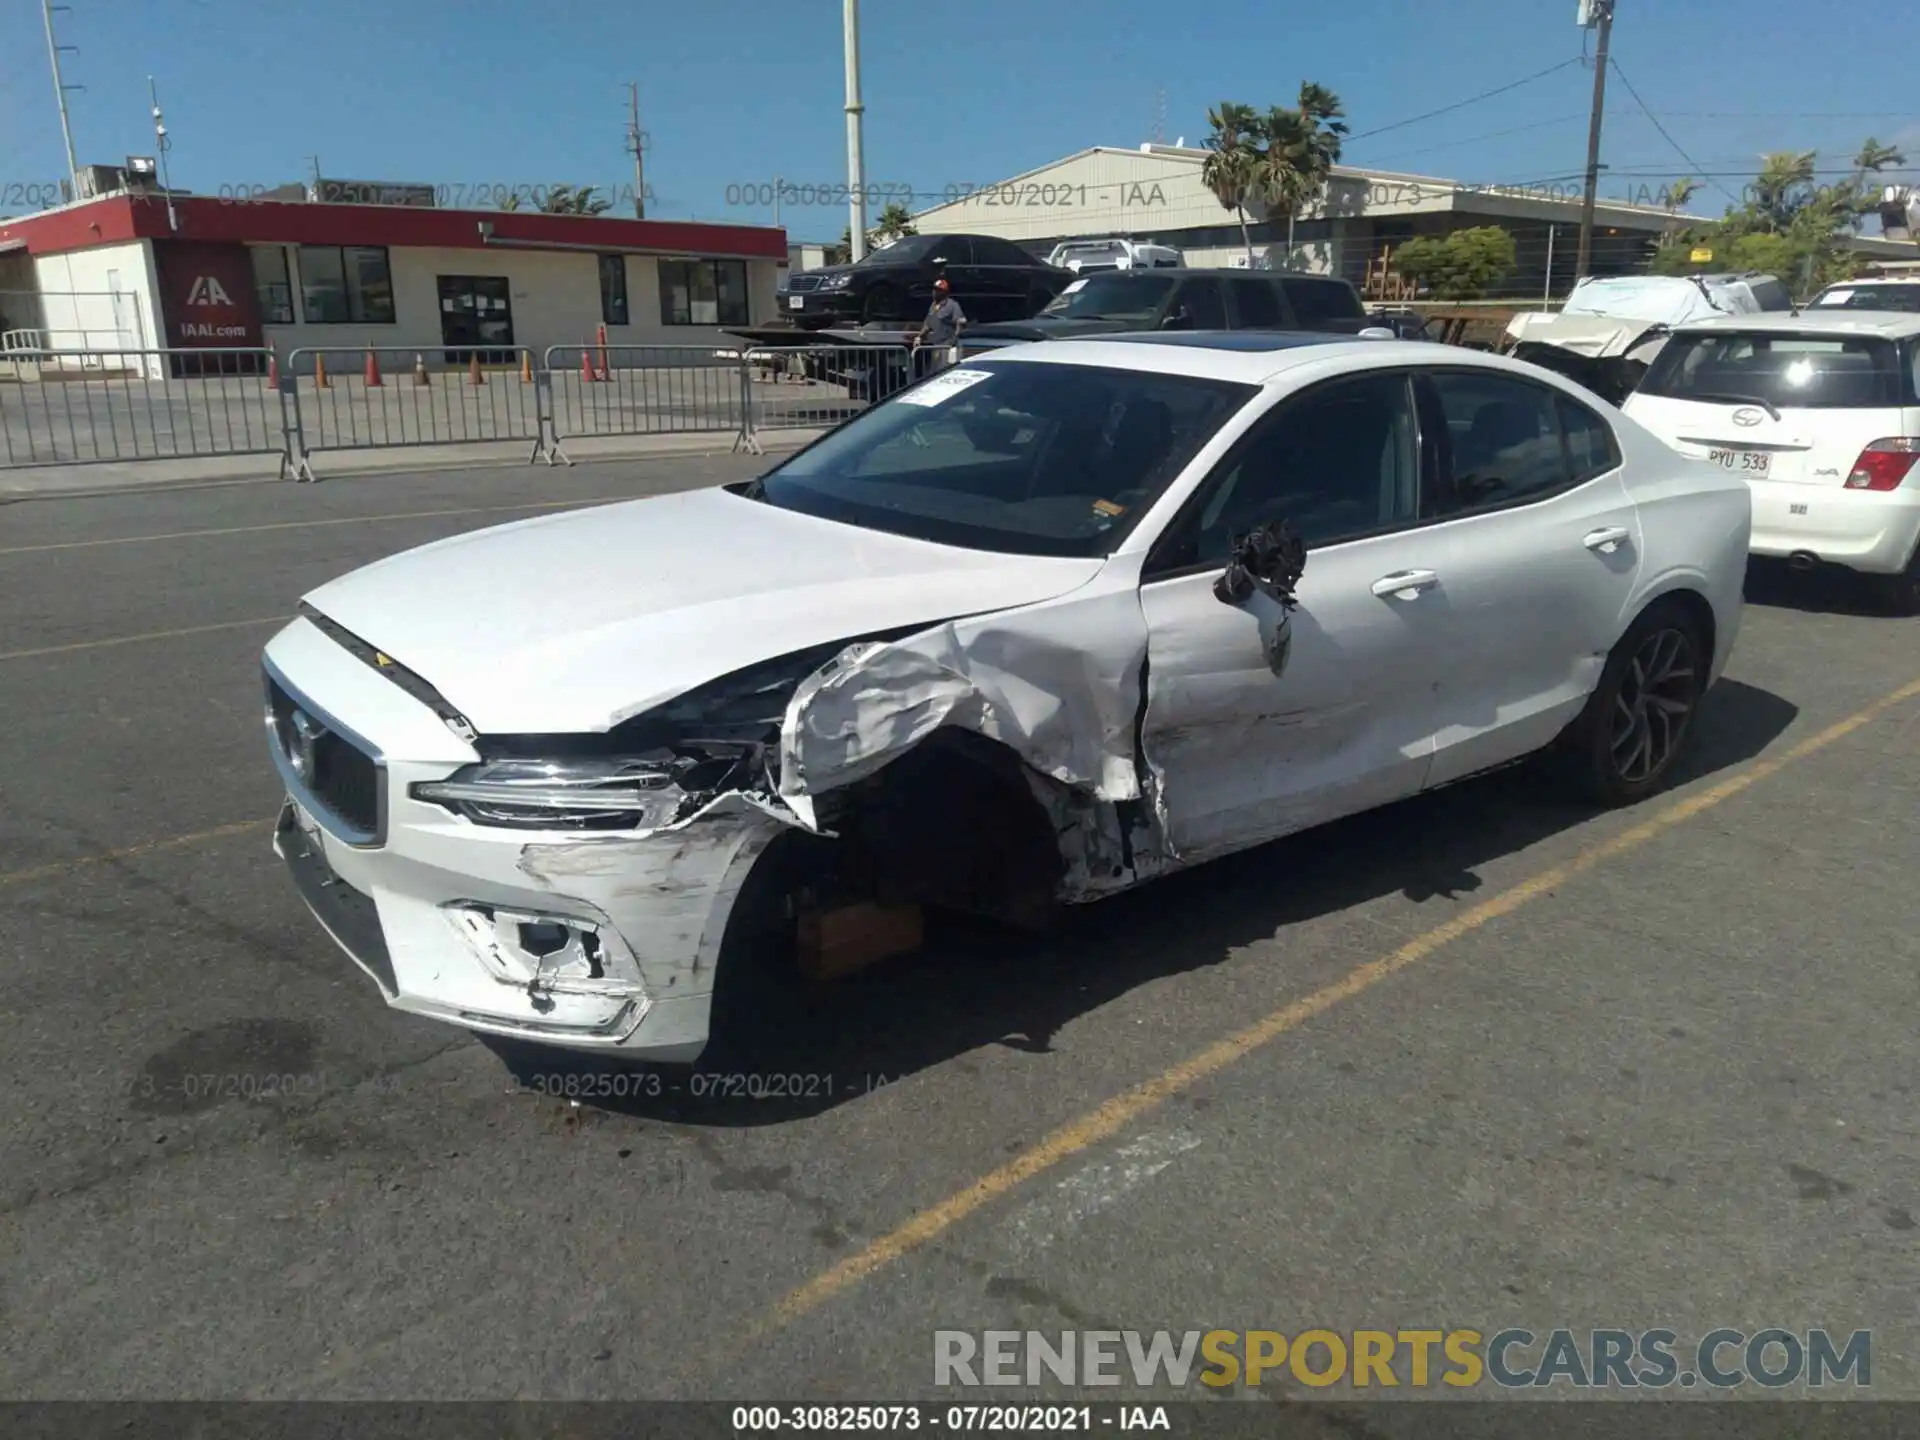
[595,323,610,379]
[314,353,329,390]
[265,353,279,391]
[519,350,533,383]
[580,346,598,383]
[364,349,382,387]
[468,352,485,386]
[413,353,429,386]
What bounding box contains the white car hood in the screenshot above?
[301,485,1104,735]
[1505,312,1658,357]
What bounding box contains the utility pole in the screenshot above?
[625,82,646,219]
[42,0,82,201]
[843,0,868,261]
[149,77,177,232]
[1574,0,1615,282]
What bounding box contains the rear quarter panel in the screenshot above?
[1614,409,1753,685]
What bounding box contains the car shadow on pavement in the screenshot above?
[1743,558,1886,617]
[484,677,1797,1127]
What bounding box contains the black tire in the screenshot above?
[1869,543,1920,617]
[862,283,903,324]
[1550,598,1708,807]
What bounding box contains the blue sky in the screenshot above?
[3,0,1915,238]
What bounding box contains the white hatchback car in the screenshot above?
[1623,312,1920,612]
[264,334,1751,1063]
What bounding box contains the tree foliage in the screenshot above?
[497,184,613,215]
[1202,85,1348,264]
[829,201,919,263]
[1649,140,1906,292]
[1389,227,1518,301]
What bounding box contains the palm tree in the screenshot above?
[1256,83,1347,269]
[541,184,613,216]
[874,201,918,243]
[1855,138,1906,174]
[499,184,613,215]
[1201,102,1264,265]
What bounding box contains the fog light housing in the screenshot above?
[444,903,644,996]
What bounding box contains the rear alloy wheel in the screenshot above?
[1553,600,1706,807]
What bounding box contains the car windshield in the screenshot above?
[1040,273,1179,321]
[1639,331,1911,409]
[1808,283,1920,313]
[742,360,1257,557]
[857,235,941,266]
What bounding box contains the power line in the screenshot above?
[1346,58,1585,143]
[1605,57,1740,205]
[1364,114,1588,165]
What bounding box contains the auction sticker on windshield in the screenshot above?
[1060,279,1088,294]
[898,369,994,407]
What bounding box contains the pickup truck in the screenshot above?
[957,269,1395,354]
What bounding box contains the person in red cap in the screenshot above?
[912,275,966,378]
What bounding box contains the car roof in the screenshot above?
[1670,311,1920,339]
[973,331,1512,384]
[1062,268,1347,283]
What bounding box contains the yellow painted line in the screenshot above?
[0,494,640,557]
[0,818,272,889]
[0,616,287,662]
[763,673,1920,1332]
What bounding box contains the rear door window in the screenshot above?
[1282,279,1365,323]
[1228,278,1285,328]
[1640,332,1909,409]
[1173,278,1228,328]
[1428,372,1572,513]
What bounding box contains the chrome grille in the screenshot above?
[264,667,385,845]
[785,274,826,293]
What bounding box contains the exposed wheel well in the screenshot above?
[1636,587,1716,668]
[810,729,1067,931]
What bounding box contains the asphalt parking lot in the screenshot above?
[2,456,1918,1413]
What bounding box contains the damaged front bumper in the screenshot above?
[272,792,787,1061]
[265,617,793,1062]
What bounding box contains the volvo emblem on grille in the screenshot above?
[286,708,326,782]
[1732,408,1765,427]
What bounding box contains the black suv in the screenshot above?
[958,269,1384,353]
[779,234,1072,328]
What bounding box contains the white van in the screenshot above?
[1622,312,1920,612]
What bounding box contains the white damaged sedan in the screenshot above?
[263,333,1751,1062]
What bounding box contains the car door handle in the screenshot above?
[1371,569,1440,599]
[1583,526,1631,553]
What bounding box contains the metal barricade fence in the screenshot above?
[0,346,291,471]
[543,344,751,453]
[737,343,923,454]
[283,345,559,481]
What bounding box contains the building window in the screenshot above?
[659,258,750,326]
[598,254,630,326]
[250,246,295,325]
[298,245,395,324]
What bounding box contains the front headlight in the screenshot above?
[412,756,701,831]
[818,272,852,290]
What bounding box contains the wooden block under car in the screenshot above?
[796,902,925,982]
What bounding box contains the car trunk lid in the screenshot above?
[1627,328,1916,486]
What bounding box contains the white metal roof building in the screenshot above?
[910,144,1715,301]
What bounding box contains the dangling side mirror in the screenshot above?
[1213,519,1308,609]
